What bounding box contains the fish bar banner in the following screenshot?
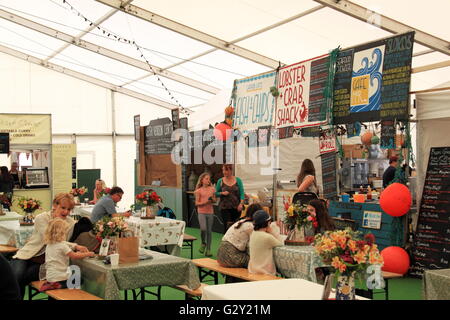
[232,71,277,132]
[275,54,331,129]
[333,32,415,124]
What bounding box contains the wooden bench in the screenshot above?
[182,233,197,259]
[192,258,282,284]
[172,283,209,300]
[29,280,103,300]
[0,244,19,254]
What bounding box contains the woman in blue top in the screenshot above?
[215,164,245,233]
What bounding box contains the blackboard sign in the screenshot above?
[180,117,188,130]
[333,32,415,124]
[301,126,321,138]
[321,152,338,199]
[278,126,294,139]
[308,56,329,122]
[171,108,180,131]
[144,117,174,155]
[410,147,450,277]
[134,115,140,141]
[380,120,395,149]
[0,133,9,154]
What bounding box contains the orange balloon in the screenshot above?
[361,132,373,145]
[380,183,411,217]
[381,246,410,275]
[214,123,232,141]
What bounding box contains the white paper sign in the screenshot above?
[362,210,382,229]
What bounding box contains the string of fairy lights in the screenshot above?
[61,0,194,116]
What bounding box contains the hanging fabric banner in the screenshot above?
[275,54,331,129]
[319,129,337,155]
[232,71,277,132]
[333,32,415,124]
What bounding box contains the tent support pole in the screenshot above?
[111,90,118,186]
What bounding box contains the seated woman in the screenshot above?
[91,179,107,204]
[307,199,335,235]
[217,203,263,268]
[248,210,283,275]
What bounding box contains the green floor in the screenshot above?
[25,226,423,300]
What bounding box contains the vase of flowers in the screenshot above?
[93,216,129,255]
[282,196,318,244]
[16,196,42,223]
[135,189,162,219]
[70,186,88,204]
[314,228,384,300]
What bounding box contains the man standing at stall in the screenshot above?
[383,156,398,188]
[90,186,131,223]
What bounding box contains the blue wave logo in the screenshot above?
[350,48,383,113]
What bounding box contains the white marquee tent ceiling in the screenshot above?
[0,0,449,113]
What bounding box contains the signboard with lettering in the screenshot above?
[321,152,338,199]
[171,108,180,131]
[0,133,9,154]
[380,120,396,149]
[410,147,450,277]
[319,129,336,155]
[233,71,277,132]
[275,54,330,129]
[362,210,382,229]
[0,113,51,144]
[144,117,174,155]
[333,32,415,124]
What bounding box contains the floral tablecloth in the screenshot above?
[0,220,34,248]
[125,216,185,249]
[71,249,200,300]
[423,268,450,300]
[273,245,324,282]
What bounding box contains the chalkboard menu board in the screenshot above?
[333,32,415,124]
[380,120,395,149]
[0,133,9,154]
[321,152,337,199]
[144,117,174,155]
[308,56,329,123]
[301,126,321,138]
[410,147,450,277]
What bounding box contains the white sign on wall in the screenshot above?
[362,210,382,229]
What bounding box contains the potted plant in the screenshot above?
[135,189,162,219]
[314,228,384,300]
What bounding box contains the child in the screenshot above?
[194,173,216,257]
[40,218,95,291]
[248,210,283,275]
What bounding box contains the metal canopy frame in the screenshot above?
[0,0,448,111]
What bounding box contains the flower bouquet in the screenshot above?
[282,196,317,244]
[70,186,88,197]
[135,189,162,219]
[314,228,384,299]
[98,187,111,198]
[0,192,11,215]
[16,196,42,224]
[93,216,130,256]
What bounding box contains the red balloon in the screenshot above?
[380,183,411,217]
[214,123,232,141]
[381,246,410,275]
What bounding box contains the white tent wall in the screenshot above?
[0,50,172,209]
[415,85,450,209]
[235,136,323,196]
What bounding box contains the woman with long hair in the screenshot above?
[217,203,263,269]
[215,164,245,233]
[92,179,107,204]
[194,173,216,257]
[296,159,318,195]
[307,199,335,234]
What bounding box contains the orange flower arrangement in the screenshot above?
[135,189,162,206]
[314,228,383,277]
